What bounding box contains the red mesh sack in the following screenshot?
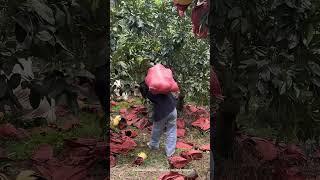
[199,144,210,151]
[180,150,203,161]
[177,118,185,129]
[177,129,186,138]
[158,171,185,180]
[145,64,179,94]
[173,0,192,17]
[168,156,189,169]
[191,117,210,131]
[176,141,193,150]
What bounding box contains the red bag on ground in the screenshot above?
[168,156,189,169]
[177,129,186,138]
[199,144,210,151]
[180,150,203,161]
[191,117,210,131]
[158,171,185,180]
[176,141,193,150]
[177,118,185,129]
[145,64,179,94]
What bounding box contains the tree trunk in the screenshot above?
[176,91,185,116]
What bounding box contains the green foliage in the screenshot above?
[212,0,320,142]
[111,0,209,105]
[0,0,106,116]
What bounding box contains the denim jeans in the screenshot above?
[149,108,177,157]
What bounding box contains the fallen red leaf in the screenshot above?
[158,171,185,180]
[168,156,189,169]
[199,144,210,151]
[180,150,203,161]
[191,117,210,131]
[176,141,193,150]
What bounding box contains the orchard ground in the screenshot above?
[110,98,210,179]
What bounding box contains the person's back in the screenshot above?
[139,81,178,157]
[145,91,177,122]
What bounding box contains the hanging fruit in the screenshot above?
[191,0,209,38]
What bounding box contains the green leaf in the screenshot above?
[16,170,39,180]
[118,61,127,69]
[53,4,65,27]
[257,60,268,69]
[293,84,300,98]
[257,81,266,94]
[286,76,293,89]
[75,69,95,79]
[303,23,314,46]
[230,19,241,32]
[260,70,270,81]
[29,0,55,25]
[55,36,72,53]
[280,82,286,95]
[36,31,53,41]
[288,33,298,49]
[240,59,256,67]
[308,61,320,77]
[154,0,162,6]
[311,77,320,87]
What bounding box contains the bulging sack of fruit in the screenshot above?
[145,64,179,94]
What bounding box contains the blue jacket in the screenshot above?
[146,91,177,122]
